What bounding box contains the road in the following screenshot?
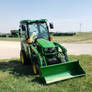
[0,41,92,59]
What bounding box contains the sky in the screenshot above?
[0,0,92,33]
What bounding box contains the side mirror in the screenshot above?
[19,29,21,37]
[49,23,54,29]
[21,25,26,31]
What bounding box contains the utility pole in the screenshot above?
[80,23,82,32]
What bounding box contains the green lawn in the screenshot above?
[0,55,92,92]
[0,37,20,41]
[53,32,92,43]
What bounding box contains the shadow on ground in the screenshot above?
[0,59,43,84]
[0,60,33,76]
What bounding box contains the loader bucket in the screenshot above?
[40,60,85,84]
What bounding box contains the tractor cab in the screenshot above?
[19,19,53,43]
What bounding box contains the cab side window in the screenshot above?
[21,25,28,39]
[22,25,26,31]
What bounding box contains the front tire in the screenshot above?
[31,53,39,74]
[32,64,38,74]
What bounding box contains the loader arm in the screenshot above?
[54,42,69,61]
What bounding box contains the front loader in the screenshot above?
[19,19,85,84]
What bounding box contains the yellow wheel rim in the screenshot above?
[21,54,24,64]
[33,64,37,74]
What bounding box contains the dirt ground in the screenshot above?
[0,41,92,59]
[0,41,20,59]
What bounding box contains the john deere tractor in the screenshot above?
[19,19,85,84]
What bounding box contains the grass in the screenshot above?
[53,32,92,43]
[0,37,20,41]
[0,55,92,92]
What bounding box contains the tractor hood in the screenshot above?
[37,38,55,48]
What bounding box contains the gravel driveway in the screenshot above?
[62,43,92,55]
[0,41,92,59]
[0,41,20,59]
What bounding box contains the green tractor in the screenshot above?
[11,30,20,37]
[19,19,85,84]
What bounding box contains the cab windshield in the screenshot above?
[28,22,49,39]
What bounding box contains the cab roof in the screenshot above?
[20,19,47,24]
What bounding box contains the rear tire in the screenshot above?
[20,50,28,65]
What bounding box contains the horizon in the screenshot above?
[0,0,92,33]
